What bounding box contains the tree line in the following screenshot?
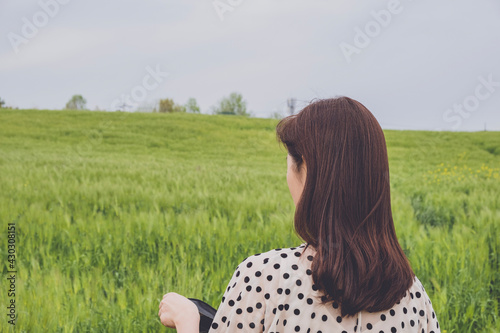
[0,93,289,118]
[0,92,249,116]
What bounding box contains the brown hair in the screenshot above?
[276,97,414,316]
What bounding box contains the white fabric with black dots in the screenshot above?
[208,244,441,333]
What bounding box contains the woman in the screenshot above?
[159,97,441,332]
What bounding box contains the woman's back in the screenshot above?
[208,244,440,333]
[158,97,441,333]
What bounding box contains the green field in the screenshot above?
[0,109,499,332]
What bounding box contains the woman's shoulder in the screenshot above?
[249,243,307,258]
[406,275,435,307]
[230,243,310,282]
[237,243,309,269]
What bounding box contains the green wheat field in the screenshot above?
[0,110,499,332]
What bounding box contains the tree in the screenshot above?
[211,92,249,116]
[185,97,200,113]
[159,99,175,113]
[0,97,5,108]
[159,98,186,113]
[65,95,87,110]
[173,104,186,113]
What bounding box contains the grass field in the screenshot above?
[0,109,499,332]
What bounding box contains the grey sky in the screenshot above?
[1,0,499,130]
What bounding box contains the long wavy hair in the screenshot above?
[276,97,414,316]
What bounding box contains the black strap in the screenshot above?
[188,298,217,333]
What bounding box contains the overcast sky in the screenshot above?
[1,0,499,131]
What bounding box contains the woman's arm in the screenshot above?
[158,292,201,333]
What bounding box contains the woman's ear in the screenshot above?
[300,156,307,181]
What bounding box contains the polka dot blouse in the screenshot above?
[208,244,440,333]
